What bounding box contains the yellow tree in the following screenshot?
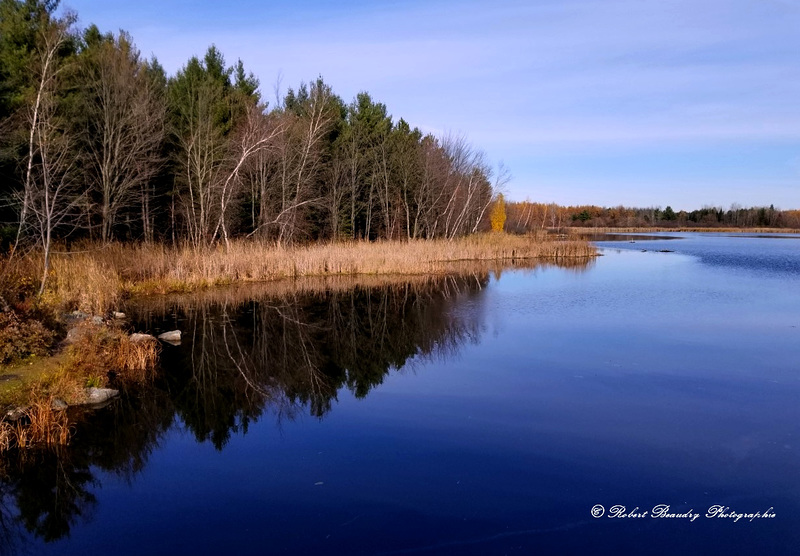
[490,193,506,232]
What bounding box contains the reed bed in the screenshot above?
[62,321,160,385]
[113,334,160,383]
[128,256,596,320]
[0,232,592,452]
[46,255,122,315]
[0,391,73,450]
[0,324,160,452]
[44,234,595,299]
[10,397,72,448]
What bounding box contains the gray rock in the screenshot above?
[65,326,85,344]
[4,406,27,421]
[130,332,157,343]
[113,311,126,319]
[69,310,89,319]
[91,315,104,325]
[51,398,68,411]
[158,330,181,343]
[84,387,119,405]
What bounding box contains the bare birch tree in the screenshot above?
[20,16,82,294]
[79,30,166,243]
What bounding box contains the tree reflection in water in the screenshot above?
[158,273,489,445]
[0,261,593,545]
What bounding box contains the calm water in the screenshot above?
[2,233,799,555]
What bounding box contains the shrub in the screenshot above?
[0,310,56,365]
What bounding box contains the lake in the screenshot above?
[2,233,799,555]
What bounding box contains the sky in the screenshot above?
[60,0,800,210]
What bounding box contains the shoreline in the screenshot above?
[0,234,595,450]
[564,226,800,234]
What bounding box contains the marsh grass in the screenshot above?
[0,322,160,452]
[128,257,595,320]
[0,233,592,451]
[62,321,160,385]
[11,398,72,448]
[43,234,595,298]
[0,385,73,450]
[113,334,159,383]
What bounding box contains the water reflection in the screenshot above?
[154,274,491,445]
[0,391,175,551]
[0,263,580,546]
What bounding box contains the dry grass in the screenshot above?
[2,234,594,315]
[62,321,160,385]
[43,252,122,315]
[0,389,73,450]
[113,334,160,383]
[44,234,595,298]
[11,397,72,448]
[0,423,9,451]
[0,323,160,452]
[129,257,595,318]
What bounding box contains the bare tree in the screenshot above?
[246,80,337,244]
[21,18,83,294]
[11,11,72,258]
[438,134,492,239]
[212,106,284,249]
[79,32,166,243]
[170,57,230,247]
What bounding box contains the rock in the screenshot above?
[158,330,181,343]
[91,315,104,325]
[51,398,68,411]
[130,332,157,343]
[69,310,89,319]
[65,326,86,344]
[84,387,119,405]
[4,406,27,421]
[113,311,126,319]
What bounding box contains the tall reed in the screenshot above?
[0,392,72,450]
[46,234,595,298]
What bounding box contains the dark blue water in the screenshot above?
[2,234,799,555]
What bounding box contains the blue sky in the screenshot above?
[61,0,800,210]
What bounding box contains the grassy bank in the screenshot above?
[0,233,593,449]
[0,320,159,450]
[36,233,595,313]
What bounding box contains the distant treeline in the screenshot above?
[505,202,800,231]
[0,0,502,255]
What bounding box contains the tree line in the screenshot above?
[0,0,502,261]
[505,202,800,232]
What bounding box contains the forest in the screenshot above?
[2,0,795,271]
[0,1,504,263]
[504,201,800,232]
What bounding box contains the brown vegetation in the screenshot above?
[4,397,72,449]
[61,321,160,385]
[20,234,595,299]
[0,320,159,451]
[0,233,592,451]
